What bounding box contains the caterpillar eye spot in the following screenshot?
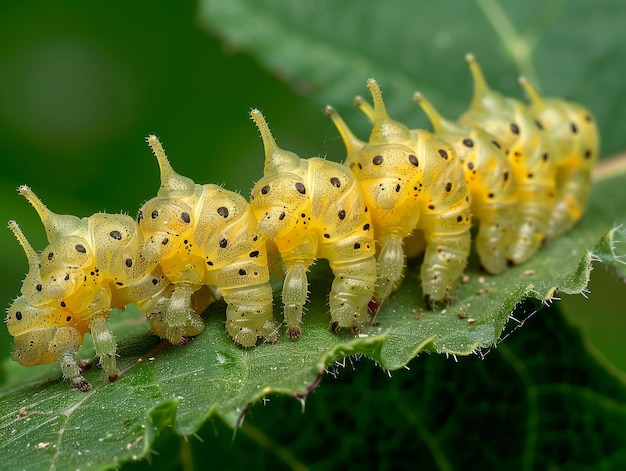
[462,138,474,148]
[338,210,346,220]
[570,122,578,134]
[278,212,286,221]
[217,207,229,218]
[354,243,361,249]
[75,244,86,254]
[36,284,42,292]
[330,177,341,187]
[363,224,370,231]
[510,123,520,134]
[408,154,418,166]
[438,149,448,159]
[181,212,191,223]
[151,210,159,219]
[249,251,259,258]
[152,278,158,285]
[261,185,270,195]
[372,155,384,165]
[161,238,169,246]
[219,238,228,248]
[66,316,72,322]
[295,182,306,194]
[60,301,66,307]
[110,230,122,240]
[239,269,247,276]
[15,311,22,321]
[467,162,475,170]
[125,258,133,268]
[48,252,54,260]
[445,182,452,192]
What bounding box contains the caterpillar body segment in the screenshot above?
[328,79,472,307]
[518,77,600,240]
[459,55,557,265]
[13,188,170,387]
[413,92,517,274]
[6,220,110,391]
[139,136,276,347]
[249,109,377,338]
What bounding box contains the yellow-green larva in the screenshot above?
[5,55,600,391]
[138,136,277,347]
[459,54,557,265]
[7,188,189,391]
[326,79,472,307]
[412,92,517,274]
[517,77,600,240]
[249,109,377,338]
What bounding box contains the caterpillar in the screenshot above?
[326,79,473,306]
[6,56,598,390]
[137,135,277,348]
[6,187,205,391]
[458,54,598,258]
[249,109,377,338]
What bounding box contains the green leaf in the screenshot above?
[2,1,626,469]
[165,305,626,470]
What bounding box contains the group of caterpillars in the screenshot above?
[6,55,599,391]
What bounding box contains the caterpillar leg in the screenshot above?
[375,236,406,303]
[59,351,92,392]
[282,264,309,339]
[223,282,277,347]
[146,285,205,345]
[328,256,377,333]
[546,168,591,240]
[89,313,119,382]
[474,205,515,274]
[507,181,554,265]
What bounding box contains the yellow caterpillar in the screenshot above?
[249,109,377,338]
[137,136,277,348]
[6,57,599,390]
[326,79,472,306]
[6,187,203,391]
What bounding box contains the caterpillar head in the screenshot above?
[6,296,87,366]
[518,77,600,168]
[328,79,421,211]
[249,109,309,239]
[16,188,94,300]
[139,136,197,261]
